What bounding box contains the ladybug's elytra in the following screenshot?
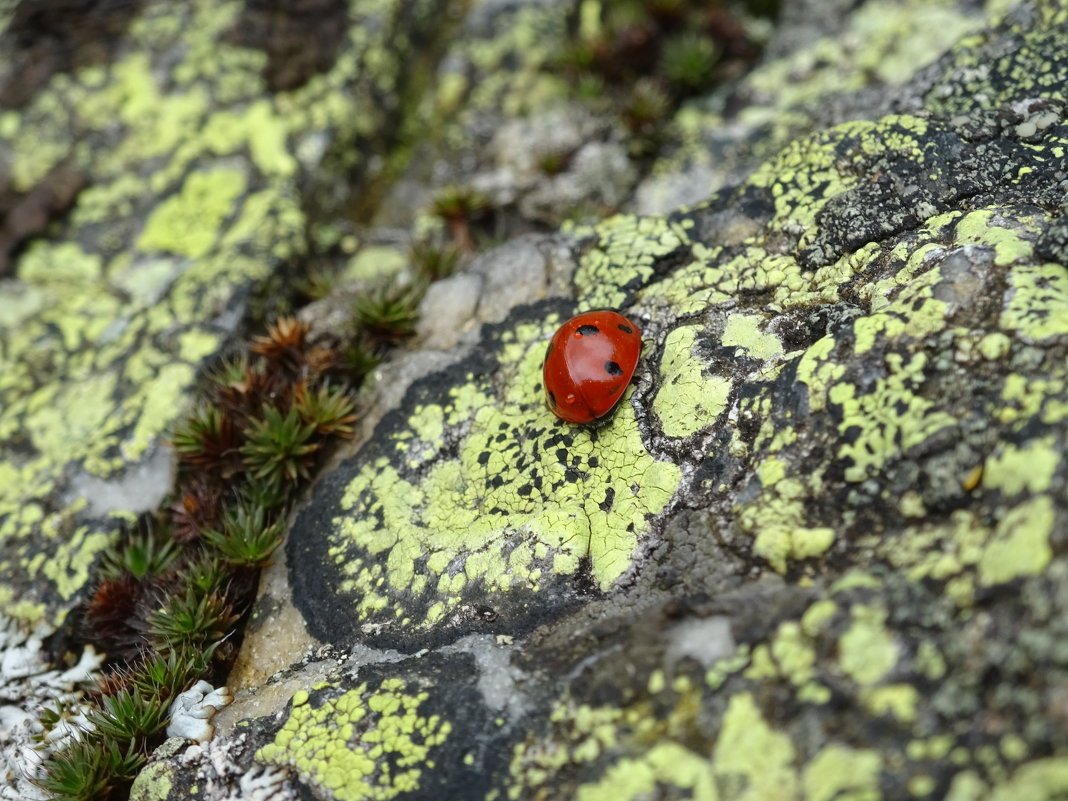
[542,310,642,424]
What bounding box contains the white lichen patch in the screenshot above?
[0,615,103,801]
[167,681,234,743]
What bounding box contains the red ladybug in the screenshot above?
[542,310,642,424]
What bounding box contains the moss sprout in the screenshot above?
[410,239,462,283]
[201,500,285,567]
[170,405,241,473]
[430,184,493,251]
[294,381,357,437]
[353,283,423,343]
[34,737,144,801]
[86,685,170,746]
[146,586,237,651]
[659,32,718,93]
[240,405,320,485]
[98,529,179,582]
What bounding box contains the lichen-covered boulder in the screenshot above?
[3,0,1067,798]
[126,1,1068,800]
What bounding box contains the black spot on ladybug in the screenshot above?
[576,324,600,336]
[604,361,624,376]
[617,324,633,334]
[547,390,556,408]
[599,487,615,512]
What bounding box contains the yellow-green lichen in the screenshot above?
[987,758,1068,801]
[875,510,988,606]
[721,313,784,361]
[744,621,817,688]
[838,604,899,686]
[257,679,452,801]
[573,214,692,310]
[802,744,882,801]
[654,325,732,437]
[573,743,717,801]
[0,0,370,624]
[330,318,681,629]
[128,760,175,801]
[982,437,1060,495]
[736,456,835,573]
[829,352,956,483]
[999,263,1068,342]
[713,692,797,800]
[977,495,1055,586]
[137,168,248,258]
[861,684,919,723]
[953,209,1037,268]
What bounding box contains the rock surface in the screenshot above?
[2,0,1068,800]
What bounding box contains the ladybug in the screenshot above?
[542,310,642,424]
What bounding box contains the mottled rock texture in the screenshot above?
[3,0,1067,799]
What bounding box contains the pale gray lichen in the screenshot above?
[0,615,103,801]
[166,681,234,743]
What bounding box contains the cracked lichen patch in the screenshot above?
[838,604,899,685]
[257,678,452,801]
[829,352,957,483]
[573,214,694,311]
[137,168,248,258]
[737,456,836,574]
[572,742,717,801]
[978,495,1056,587]
[1000,262,1068,342]
[301,308,681,638]
[654,325,732,438]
